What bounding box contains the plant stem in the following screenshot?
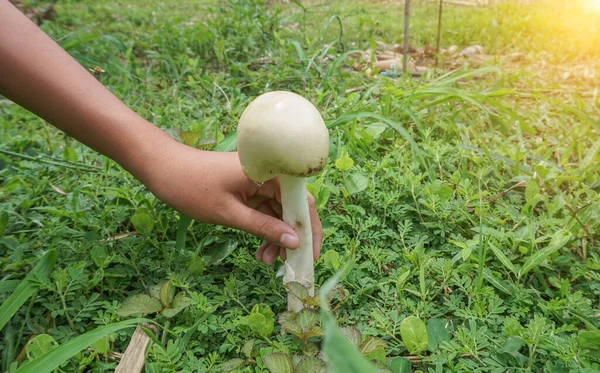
[279,174,314,313]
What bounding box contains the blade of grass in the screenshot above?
[14,318,148,373]
[0,250,57,332]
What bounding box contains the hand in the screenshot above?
[141,140,323,265]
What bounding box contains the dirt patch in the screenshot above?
[9,0,56,25]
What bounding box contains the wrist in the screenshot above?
[117,118,179,187]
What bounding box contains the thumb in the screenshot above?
[228,202,299,249]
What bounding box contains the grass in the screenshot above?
[1,0,599,371]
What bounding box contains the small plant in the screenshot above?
[116,280,191,319]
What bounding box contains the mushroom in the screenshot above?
[237,91,329,312]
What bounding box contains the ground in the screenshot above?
[0,0,599,372]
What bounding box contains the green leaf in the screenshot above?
[296,309,320,332]
[488,242,517,276]
[340,327,363,347]
[203,240,238,265]
[91,336,110,355]
[295,357,328,373]
[578,331,600,350]
[186,254,205,276]
[501,336,524,355]
[247,307,274,337]
[461,247,472,261]
[159,281,175,307]
[148,283,163,300]
[346,173,369,194]
[175,215,193,252]
[15,319,146,373]
[322,250,341,271]
[221,358,245,373]
[0,280,20,294]
[160,293,191,318]
[242,339,256,358]
[263,352,294,373]
[389,357,411,373]
[131,212,154,234]
[90,246,108,268]
[519,229,571,279]
[426,318,450,351]
[26,335,58,360]
[285,282,309,301]
[62,147,78,162]
[400,316,428,355]
[117,294,163,317]
[483,268,513,295]
[0,211,8,234]
[335,156,354,171]
[0,250,57,332]
[525,179,539,205]
[320,261,378,373]
[214,131,237,152]
[360,337,386,362]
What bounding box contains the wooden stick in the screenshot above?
[115,323,155,373]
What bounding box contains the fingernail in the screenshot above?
[280,233,298,249]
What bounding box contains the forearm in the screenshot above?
[0,0,172,182]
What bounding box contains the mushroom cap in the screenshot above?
[237,91,329,182]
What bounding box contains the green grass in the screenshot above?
[1,0,599,372]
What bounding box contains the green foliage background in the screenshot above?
[1,0,599,371]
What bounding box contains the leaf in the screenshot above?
[148,283,163,300]
[483,268,513,295]
[340,327,363,347]
[117,294,163,317]
[0,211,8,234]
[0,250,57,332]
[461,247,472,261]
[15,319,146,373]
[247,304,275,337]
[488,242,517,276]
[131,212,154,234]
[525,179,539,205]
[322,250,341,271]
[400,316,428,355]
[221,358,245,373]
[62,147,77,162]
[501,336,524,355]
[180,131,203,147]
[389,357,411,373]
[203,240,238,265]
[320,262,378,373]
[360,337,386,362]
[263,352,294,373]
[175,215,193,252]
[160,293,191,318]
[346,173,369,194]
[295,357,328,373]
[578,331,600,350]
[426,318,450,351]
[159,281,175,307]
[519,229,572,279]
[214,131,237,152]
[91,336,110,355]
[285,282,309,301]
[186,254,205,276]
[26,335,58,360]
[296,309,320,332]
[90,246,108,268]
[0,280,20,294]
[242,339,256,358]
[335,156,354,171]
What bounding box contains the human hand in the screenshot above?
[140,140,323,264]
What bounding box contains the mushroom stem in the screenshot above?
[279,174,314,312]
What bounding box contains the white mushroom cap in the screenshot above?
[237,91,329,183]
